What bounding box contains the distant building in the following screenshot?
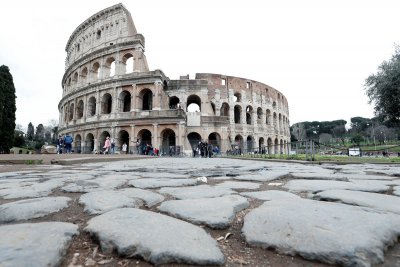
[58,3,290,155]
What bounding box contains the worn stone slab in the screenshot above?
[159,185,235,199]
[242,198,400,267]
[0,196,71,222]
[0,222,78,267]
[233,170,288,182]
[393,186,400,197]
[159,195,249,229]
[85,208,225,265]
[79,190,142,214]
[240,190,300,201]
[129,178,197,189]
[0,179,64,199]
[118,188,164,207]
[139,172,189,179]
[215,181,261,190]
[284,179,388,193]
[316,189,400,214]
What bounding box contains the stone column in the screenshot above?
[152,123,159,148]
[96,90,101,117]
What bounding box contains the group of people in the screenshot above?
[193,140,219,158]
[57,134,74,154]
[102,137,128,154]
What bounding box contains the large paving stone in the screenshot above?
[79,190,142,214]
[240,190,300,201]
[316,189,400,214]
[0,179,64,199]
[118,188,164,207]
[0,222,78,267]
[159,185,235,199]
[284,179,389,193]
[233,170,289,182]
[159,195,249,229]
[214,181,261,190]
[242,198,400,267]
[85,208,225,265]
[129,178,197,189]
[0,196,71,222]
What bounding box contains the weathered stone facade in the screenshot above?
[58,3,290,155]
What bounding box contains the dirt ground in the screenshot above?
[1,155,400,267]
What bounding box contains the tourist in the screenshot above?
[63,134,73,154]
[57,135,64,154]
[111,138,115,154]
[103,136,111,154]
[122,142,127,154]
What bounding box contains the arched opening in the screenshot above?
[233,92,241,102]
[187,132,202,151]
[105,57,116,77]
[99,131,111,153]
[92,62,100,80]
[267,138,273,155]
[101,93,112,114]
[77,100,84,119]
[266,109,271,125]
[234,105,241,124]
[72,72,78,86]
[187,94,201,112]
[117,130,130,153]
[247,136,253,153]
[280,139,284,154]
[137,129,152,155]
[274,138,279,154]
[273,113,277,129]
[123,53,134,74]
[68,103,74,121]
[88,97,96,117]
[211,102,216,115]
[259,137,265,154]
[85,133,95,153]
[234,135,244,154]
[208,132,221,149]
[169,96,180,109]
[257,107,262,123]
[80,67,88,85]
[161,128,176,155]
[74,134,82,153]
[119,91,131,112]
[139,89,153,111]
[220,102,229,117]
[246,106,253,125]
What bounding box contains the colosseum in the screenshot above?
[58,3,290,156]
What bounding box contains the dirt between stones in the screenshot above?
[1,160,400,267]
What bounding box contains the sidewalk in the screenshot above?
[0,153,147,165]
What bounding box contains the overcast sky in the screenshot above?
[1,0,398,130]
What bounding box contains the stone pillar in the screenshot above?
[96,90,101,116]
[152,123,159,148]
[82,94,87,123]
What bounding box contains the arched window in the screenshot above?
[123,53,134,74]
[77,100,84,119]
[140,89,153,111]
[234,105,241,124]
[220,103,229,117]
[87,97,96,117]
[257,107,262,123]
[119,91,131,112]
[233,92,241,102]
[246,106,253,125]
[187,95,201,112]
[101,93,112,114]
[169,96,180,109]
[80,67,88,85]
[92,62,100,80]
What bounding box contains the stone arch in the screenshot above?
[220,102,229,117]
[169,96,180,109]
[234,135,244,153]
[74,134,82,153]
[257,107,263,123]
[246,135,254,153]
[246,105,253,125]
[119,90,131,112]
[274,138,279,154]
[187,132,202,150]
[234,105,241,124]
[259,137,265,153]
[266,109,271,125]
[122,53,134,74]
[72,72,78,86]
[161,128,176,155]
[85,133,95,153]
[80,67,88,85]
[117,130,130,152]
[137,129,152,154]
[280,139,284,154]
[68,103,74,121]
[187,94,201,112]
[267,137,273,154]
[273,112,277,129]
[77,100,84,119]
[91,62,100,80]
[101,93,112,114]
[208,132,221,148]
[87,96,96,117]
[139,88,153,111]
[105,57,116,77]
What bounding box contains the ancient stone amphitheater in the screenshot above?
[58,3,290,155]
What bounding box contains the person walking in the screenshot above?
[103,136,111,154]
[63,134,73,154]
